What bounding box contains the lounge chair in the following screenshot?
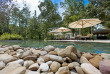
[80,34,93,40]
[75,35,82,40]
[75,34,93,40]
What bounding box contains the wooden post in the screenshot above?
[82,20,83,36]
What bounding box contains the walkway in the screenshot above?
[48,40,110,43]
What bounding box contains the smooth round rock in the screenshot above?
[8,67,26,74]
[80,56,90,64]
[29,63,39,71]
[0,61,5,70]
[99,59,110,74]
[81,63,102,74]
[65,45,77,54]
[89,55,102,68]
[50,61,61,72]
[55,67,70,74]
[39,63,49,72]
[44,45,55,52]
[24,60,34,68]
[82,53,93,60]
[75,66,84,74]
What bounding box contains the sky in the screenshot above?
[3,0,89,17]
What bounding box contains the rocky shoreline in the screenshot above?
[0,45,110,74]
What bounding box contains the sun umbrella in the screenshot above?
[54,27,71,32]
[48,31,58,40]
[48,31,58,34]
[68,18,102,36]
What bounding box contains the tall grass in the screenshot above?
[0,33,24,40]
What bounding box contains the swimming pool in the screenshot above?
[0,40,110,54]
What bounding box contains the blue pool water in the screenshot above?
[0,40,110,54]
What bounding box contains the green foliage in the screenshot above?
[0,33,24,40]
[107,33,110,39]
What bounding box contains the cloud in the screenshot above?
[57,0,65,18]
[58,7,65,17]
[12,0,43,16]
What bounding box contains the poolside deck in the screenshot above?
[48,40,110,43]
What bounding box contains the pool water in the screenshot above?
[0,40,110,54]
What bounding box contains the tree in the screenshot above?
[85,0,110,28]
[0,0,14,34]
[38,0,62,38]
[60,0,85,35]
[10,1,30,36]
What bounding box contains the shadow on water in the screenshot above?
[0,40,110,53]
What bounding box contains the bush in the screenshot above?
[0,33,24,40]
[107,33,110,39]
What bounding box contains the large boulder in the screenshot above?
[44,45,55,52]
[29,63,39,71]
[0,61,5,70]
[49,55,64,63]
[0,54,17,64]
[50,61,61,72]
[0,63,21,74]
[8,67,26,74]
[65,45,77,54]
[82,53,93,60]
[101,53,110,60]
[55,67,70,74]
[39,63,49,72]
[80,56,90,64]
[99,59,110,74]
[81,63,102,74]
[89,55,102,68]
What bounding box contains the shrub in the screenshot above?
[107,33,110,39]
[0,33,24,40]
